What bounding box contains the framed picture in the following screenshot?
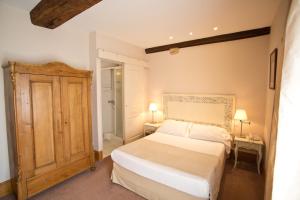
[269,48,278,89]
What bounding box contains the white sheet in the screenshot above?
[111,132,226,199]
[189,123,232,154]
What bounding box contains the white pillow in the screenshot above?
[189,123,232,153]
[157,119,190,137]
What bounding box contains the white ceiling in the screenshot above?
[1,0,280,48]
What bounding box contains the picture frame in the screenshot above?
[269,48,278,89]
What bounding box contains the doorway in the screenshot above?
[101,59,123,158]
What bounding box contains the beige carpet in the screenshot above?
[1,155,264,200]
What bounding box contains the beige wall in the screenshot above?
[147,36,269,137]
[264,0,291,168]
[264,0,291,199]
[0,3,90,182]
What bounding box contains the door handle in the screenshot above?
[108,100,115,105]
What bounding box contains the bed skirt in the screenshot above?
[111,163,208,200]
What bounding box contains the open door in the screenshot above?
[123,64,147,143]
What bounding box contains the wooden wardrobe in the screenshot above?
[3,62,95,200]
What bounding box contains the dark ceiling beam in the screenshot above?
[145,27,271,54]
[30,0,102,29]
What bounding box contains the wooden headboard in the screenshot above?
[163,94,236,133]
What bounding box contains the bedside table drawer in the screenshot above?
[144,126,157,131]
[237,141,260,151]
[143,122,161,136]
[234,136,264,174]
[144,129,156,136]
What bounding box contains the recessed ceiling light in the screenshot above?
[169,36,174,40]
[189,32,193,35]
[213,27,218,31]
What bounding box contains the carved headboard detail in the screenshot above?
[163,94,236,133]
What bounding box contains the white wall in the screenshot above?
[0,3,90,182]
[89,32,101,151]
[92,32,146,151]
[263,0,291,198]
[147,36,269,137]
[272,1,300,199]
[96,33,146,60]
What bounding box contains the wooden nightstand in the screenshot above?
[144,122,161,136]
[234,136,264,174]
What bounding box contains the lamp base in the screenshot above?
[151,111,156,123]
[239,120,246,138]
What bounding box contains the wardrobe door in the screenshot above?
[61,77,90,163]
[20,74,64,177]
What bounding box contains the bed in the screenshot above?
[111,94,235,200]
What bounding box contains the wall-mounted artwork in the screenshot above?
[269,48,278,89]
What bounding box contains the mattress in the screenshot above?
[111,132,226,200]
[112,163,206,200]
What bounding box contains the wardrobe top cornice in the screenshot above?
[4,61,92,78]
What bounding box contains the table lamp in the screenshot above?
[234,109,249,137]
[149,103,158,123]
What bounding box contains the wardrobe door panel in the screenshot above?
[15,73,35,179]
[32,82,55,167]
[28,75,63,175]
[62,77,90,162]
[69,83,85,155]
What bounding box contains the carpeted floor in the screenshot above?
[1,155,264,200]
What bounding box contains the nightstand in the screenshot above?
[234,136,264,174]
[144,122,161,136]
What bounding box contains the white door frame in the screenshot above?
[113,66,123,138]
[101,67,117,140]
[93,49,148,152]
[102,66,122,139]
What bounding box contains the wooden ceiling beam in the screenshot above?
[30,0,102,29]
[145,27,271,54]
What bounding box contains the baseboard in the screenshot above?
[94,150,103,161]
[124,133,144,144]
[0,179,12,198]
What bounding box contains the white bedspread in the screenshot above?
[111,132,226,199]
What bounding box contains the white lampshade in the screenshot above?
[234,109,248,121]
[149,103,158,112]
